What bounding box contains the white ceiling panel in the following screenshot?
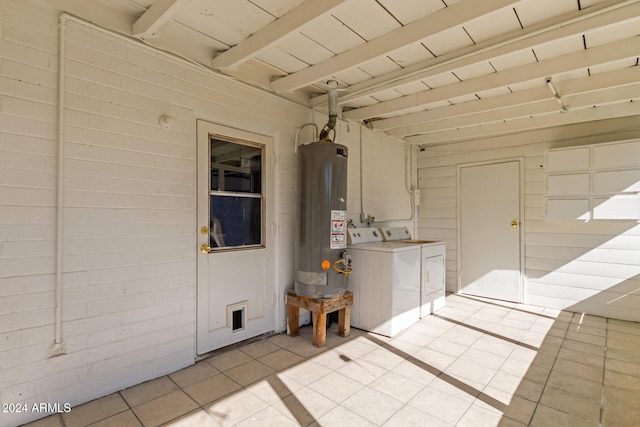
[553,69,590,83]
[475,86,512,99]
[274,32,335,65]
[589,58,639,76]
[349,96,379,107]
[331,0,400,41]
[387,43,434,68]
[448,93,481,105]
[165,20,229,50]
[490,49,538,72]
[331,67,374,85]
[424,99,455,110]
[394,80,431,96]
[376,0,445,25]
[299,15,364,55]
[177,0,274,45]
[585,18,640,48]
[247,57,288,78]
[357,56,402,78]
[421,72,460,89]
[255,45,309,73]
[451,61,496,81]
[420,26,474,57]
[508,79,545,92]
[579,0,610,9]
[514,0,577,28]
[533,35,585,61]
[371,88,403,102]
[376,105,426,119]
[108,0,148,13]
[463,8,521,43]
[248,0,304,17]
[49,0,640,146]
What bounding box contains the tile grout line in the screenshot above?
[525,310,572,426]
[446,308,499,426]
[598,318,608,427]
[162,374,209,427]
[116,389,145,427]
[494,305,553,426]
[498,305,540,426]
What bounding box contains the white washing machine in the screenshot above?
[347,228,421,337]
[380,227,446,318]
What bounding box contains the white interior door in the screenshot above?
[459,161,522,302]
[196,121,275,354]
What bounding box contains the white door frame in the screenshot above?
[195,120,278,355]
[456,158,526,302]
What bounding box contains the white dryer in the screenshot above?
[347,228,421,337]
[380,227,446,318]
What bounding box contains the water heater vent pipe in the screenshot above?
[319,80,339,141]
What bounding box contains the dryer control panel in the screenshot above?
[347,228,384,245]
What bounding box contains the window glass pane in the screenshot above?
[210,195,262,247]
[210,139,261,193]
[209,138,264,250]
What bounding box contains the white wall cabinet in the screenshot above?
[545,140,640,220]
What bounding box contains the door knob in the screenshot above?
[200,243,211,253]
[511,221,518,228]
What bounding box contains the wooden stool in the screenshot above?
[285,291,353,347]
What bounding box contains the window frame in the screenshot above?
[208,135,266,251]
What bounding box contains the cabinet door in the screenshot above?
[546,146,590,172]
[424,255,444,296]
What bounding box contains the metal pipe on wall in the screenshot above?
[319,80,339,141]
[52,13,69,357]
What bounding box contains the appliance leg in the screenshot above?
[312,312,327,347]
[287,305,299,337]
[338,306,351,337]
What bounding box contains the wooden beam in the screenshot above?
[415,117,640,160]
[270,0,519,93]
[376,87,549,131]
[132,0,189,39]
[405,102,640,145]
[343,36,640,121]
[312,0,640,107]
[380,66,640,133]
[211,0,347,71]
[387,89,553,136]
[393,83,640,137]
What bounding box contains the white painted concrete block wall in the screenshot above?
[417,119,640,321]
[0,3,411,425]
[0,6,303,424]
[1,3,62,424]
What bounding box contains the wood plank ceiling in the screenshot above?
[47,0,640,146]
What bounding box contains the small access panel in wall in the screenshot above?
[545,139,640,221]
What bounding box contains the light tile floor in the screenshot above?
[23,294,640,426]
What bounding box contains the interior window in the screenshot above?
[209,138,263,249]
